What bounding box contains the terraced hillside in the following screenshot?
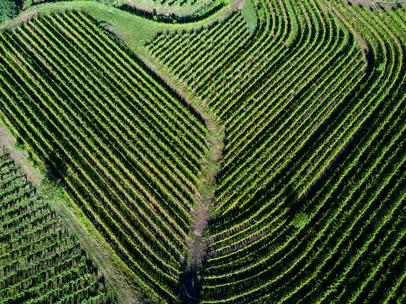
[147,0,406,302]
[0,11,208,303]
[0,151,112,303]
[0,0,405,303]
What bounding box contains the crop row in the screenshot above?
[0,11,208,302]
[146,0,405,302]
[0,151,112,304]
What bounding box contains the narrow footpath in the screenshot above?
[133,55,226,304]
[183,117,224,303]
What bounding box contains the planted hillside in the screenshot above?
[0,0,405,303]
[0,150,112,303]
[147,0,406,302]
[0,11,208,303]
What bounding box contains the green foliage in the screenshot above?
[146,0,406,303]
[376,62,385,72]
[22,0,32,10]
[0,0,405,303]
[0,0,18,23]
[241,0,257,32]
[291,211,309,229]
[0,11,208,303]
[285,0,299,47]
[0,151,114,303]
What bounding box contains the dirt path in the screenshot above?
[0,124,42,185]
[183,121,224,303]
[187,118,224,275]
[230,0,246,11]
[137,52,225,303]
[0,124,142,303]
[179,120,224,304]
[344,0,406,9]
[39,182,143,304]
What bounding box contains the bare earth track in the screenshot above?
[0,125,142,303]
[344,0,406,8]
[136,50,226,302]
[1,0,404,303]
[0,124,41,184]
[184,118,224,302]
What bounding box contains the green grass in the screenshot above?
[38,179,144,304]
[1,0,404,303]
[0,151,114,303]
[241,0,257,32]
[1,117,141,304]
[121,0,228,18]
[1,0,238,54]
[22,0,228,18]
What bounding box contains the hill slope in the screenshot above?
[0,150,113,303]
[147,0,405,302]
[0,0,405,303]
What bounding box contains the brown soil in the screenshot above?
[0,125,42,185]
[344,0,406,9]
[232,0,246,11]
[189,206,209,268]
[323,2,369,54]
[0,123,141,303]
[225,0,246,17]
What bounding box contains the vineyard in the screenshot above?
[146,0,406,302]
[0,0,405,303]
[0,150,112,303]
